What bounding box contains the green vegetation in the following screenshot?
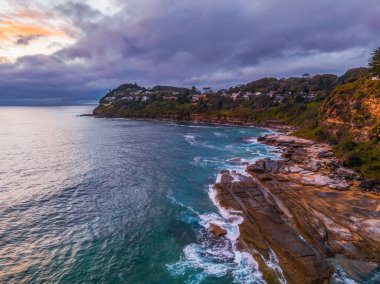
[95,48,380,179]
[369,47,380,77]
[335,140,380,179]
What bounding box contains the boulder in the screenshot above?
[359,179,380,195]
[209,223,227,238]
[247,163,265,173]
[318,150,335,158]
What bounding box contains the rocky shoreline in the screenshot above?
[92,112,298,132]
[212,133,380,283]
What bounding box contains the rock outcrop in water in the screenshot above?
[208,223,227,238]
[213,134,380,283]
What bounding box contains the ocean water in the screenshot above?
[1,106,376,284]
[0,106,283,283]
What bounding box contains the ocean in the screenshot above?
[0,106,285,283]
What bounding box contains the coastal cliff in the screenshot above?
[320,78,380,142]
[213,134,380,283]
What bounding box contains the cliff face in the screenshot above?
[319,78,380,142]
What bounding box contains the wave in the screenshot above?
[184,134,196,145]
[167,207,265,284]
[168,130,285,283]
[214,132,222,137]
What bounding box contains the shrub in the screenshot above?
[343,153,363,167]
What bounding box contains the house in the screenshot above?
[163,95,177,101]
[274,94,284,103]
[254,92,262,96]
[231,93,241,100]
[172,92,180,96]
[191,94,207,102]
[141,96,149,102]
[243,92,253,100]
[145,91,157,95]
[372,76,380,81]
[105,96,116,102]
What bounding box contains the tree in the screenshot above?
[369,47,380,77]
[191,86,198,94]
[177,90,191,104]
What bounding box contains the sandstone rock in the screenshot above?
[259,134,314,147]
[318,150,335,158]
[263,158,280,172]
[289,165,304,173]
[215,132,380,283]
[247,163,265,173]
[328,182,350,191]
[336,167,358,180]
[214,172,332,283]
[209,223,227,238]
[305,160,321,172]
[300,174,335,187]
[227,157,243,165]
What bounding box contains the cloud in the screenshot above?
[0,19,64,41]
[0,0,380,105]
[15,34,43,45]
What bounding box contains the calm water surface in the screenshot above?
[0,106,281,283]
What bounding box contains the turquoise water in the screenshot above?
[0,106,280,283]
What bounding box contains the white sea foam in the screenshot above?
[215,173,222,184]
[329,263,361,284]
[245,137,258,143]
[167,180,266,284]
[208,135,288,284]
[184,134,196,145]
[213,131,223,137]
[261,249,286,284]
[168,129,286,283]
[233,251,265,284]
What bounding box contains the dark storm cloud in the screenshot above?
[1,0,380,105]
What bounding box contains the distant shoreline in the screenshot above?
[89,112,296,133]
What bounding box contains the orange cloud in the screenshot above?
[0,19,65,41]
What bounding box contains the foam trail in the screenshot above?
[208,182,266,284]
[168,129,286,283]
[184,134,196,145]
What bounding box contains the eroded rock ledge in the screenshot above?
[213,134,380,284]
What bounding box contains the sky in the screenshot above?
[0,0,379,105]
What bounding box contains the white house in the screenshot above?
[105,96,116,102]
[274,94,284,103]
[191,94,207,102]
[231,93,240,100]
